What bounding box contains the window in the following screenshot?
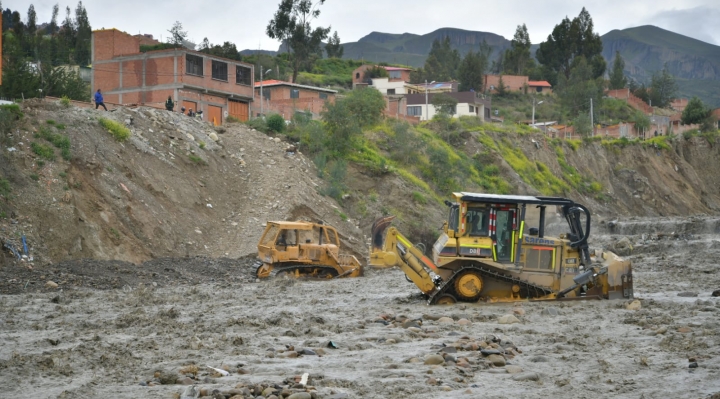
[388,71,402,79]
[536,86,542,93]
[319,92,328,100]
[290,89,299,99]
[466,208,490,237]
[236,65,252,85]
[387,88,396,95]
[212,60,228,81]
[260,88,271,100]
[355,72,360,79]
[407,106,422,116]
[469,105,475,113]
[186,54,203,76]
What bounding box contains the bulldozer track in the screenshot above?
[256,261,340,279]
[428,264,554,305]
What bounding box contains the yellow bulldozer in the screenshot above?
[370,192,633,305]
[255,221,363,279]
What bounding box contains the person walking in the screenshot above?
[94,89,108,111]
[165,96,175,111]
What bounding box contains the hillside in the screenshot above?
[2,101,720,269]
[602,25,720,107]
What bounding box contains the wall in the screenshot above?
[484,74,529,92]
[370,78,407,95]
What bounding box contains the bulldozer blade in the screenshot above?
[371,215,396,250]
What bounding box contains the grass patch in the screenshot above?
[566,139,581,151]
[36,160,45,167]
[497,138,568,196]
[30,173,40,181]
[35,126,71,160]
[411,191,427,205]
[226,115,241,123]
[189,155,207,165]
[98,118,131,141]
[0,178,11,196]
[0,104,24,119]
[643,136,672,150]
[110,228,120,239]
[59,172,67,178]
[31,142,56,160]
[60,95,71,108]
[199,141,206,149]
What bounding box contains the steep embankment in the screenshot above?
[1,100,720,268]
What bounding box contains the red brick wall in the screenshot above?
[146,56,176,86]
[93,29,139,61]
[94,61,120,93]
[123,60,143,88]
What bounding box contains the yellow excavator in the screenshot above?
[256,221,363,279]
[370,192,633,304]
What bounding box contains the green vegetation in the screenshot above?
[189,155,207,165]
[225,115,241,123]
[0,104,24,120]
[98,118,131,142]
[35,126,72,160]
[60,96,72,108]
[266,114,286,133]
[30,173,40,181]
[198,141,206,149]
[31,142,56,160]
[0,178,11,197]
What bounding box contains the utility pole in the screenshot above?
[590,98,594,137]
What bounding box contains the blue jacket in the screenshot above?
[94,91,104,103]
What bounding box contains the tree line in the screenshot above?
[1,1,92,100]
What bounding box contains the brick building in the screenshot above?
[254,80,336,118]
[91,29,254,124]
[352,65,412,89]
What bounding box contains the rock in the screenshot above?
[326,394,349,399]
[185,133,195,141]
[677,327,692,333]
[498,314,520,324]
[655,326,668,335]
[512,372,541,382]
[609,237,634,256]
[280,351,299,358]
[689,362,698,368]
[262,387,277,397]
[506,365,523,374]
[529,356,548,363]
[487,354,506,367]
[45,281,59,289]
[180,385,200,399]
[677,291,698,297]
[625,300,642,311]
[157,370,178,385]
[273,137,282,143]
[402,320,421,329]
[437,317,454,324]
[179,377,193,385]
[711,290,720,297]
[287,393,311,399]
[480,349,503,356]
[512,308,526,316]
[424,354,445,365]
[301,348,317,356]
[541,307,560,316]
[423,314,442,321]
[457,318,471,325]
[440,346,457,353]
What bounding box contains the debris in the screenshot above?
[206,365,229,377]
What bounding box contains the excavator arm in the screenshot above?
[370,216,440,295]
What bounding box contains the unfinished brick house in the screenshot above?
[483,75,553,94]
[254,80,336,118]
[91,29,254,124]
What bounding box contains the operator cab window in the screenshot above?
[466,208,490,236]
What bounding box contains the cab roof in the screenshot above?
[454,192,576,206]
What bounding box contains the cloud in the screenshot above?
[644,6,720,45]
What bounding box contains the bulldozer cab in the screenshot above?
[434,193,592,272]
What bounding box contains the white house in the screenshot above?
[405,92,491,121]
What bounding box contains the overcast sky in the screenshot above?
[13,0,720,50]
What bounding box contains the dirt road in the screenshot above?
[1,218,719,399]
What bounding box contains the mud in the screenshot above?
[1,217,719,398]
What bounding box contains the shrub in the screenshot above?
[225,115,241,123]
[266,114,286,133]
[199,141,206,149]
[412,191,427,205]
[36,126,71,160]
[245,117,267,132]
[98,118,131,141]
[0,104,23,120]
[30,173,40,181]
[60,95,72,108]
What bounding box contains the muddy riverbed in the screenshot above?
[1,219,719,399]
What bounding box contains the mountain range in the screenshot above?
[244,25,720,108]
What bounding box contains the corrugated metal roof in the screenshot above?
[254,80,337,93]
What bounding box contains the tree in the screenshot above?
[608,51,627,90]
[502,24,533,75]
[649,65,678,108]
[342,88,386,129]
[325,31,343,58]
[536,7,605,85]
[431,93,458,116]
[199,38,242,61]
[681,97,711,127]
[496,76,508,96]
[631,110,650,133]
[573,112,592,137]
[167,21,188,47]
[321,87,385,155]
[26,4,37,36]
[266,0,330,83]
[420,37,460,83]
[458,41,491,92]
[74,1,92,65]
[556,56,603,117]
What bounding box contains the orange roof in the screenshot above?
[528,81,552,87]
[254,79,337,93]
[255,79,286,87]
